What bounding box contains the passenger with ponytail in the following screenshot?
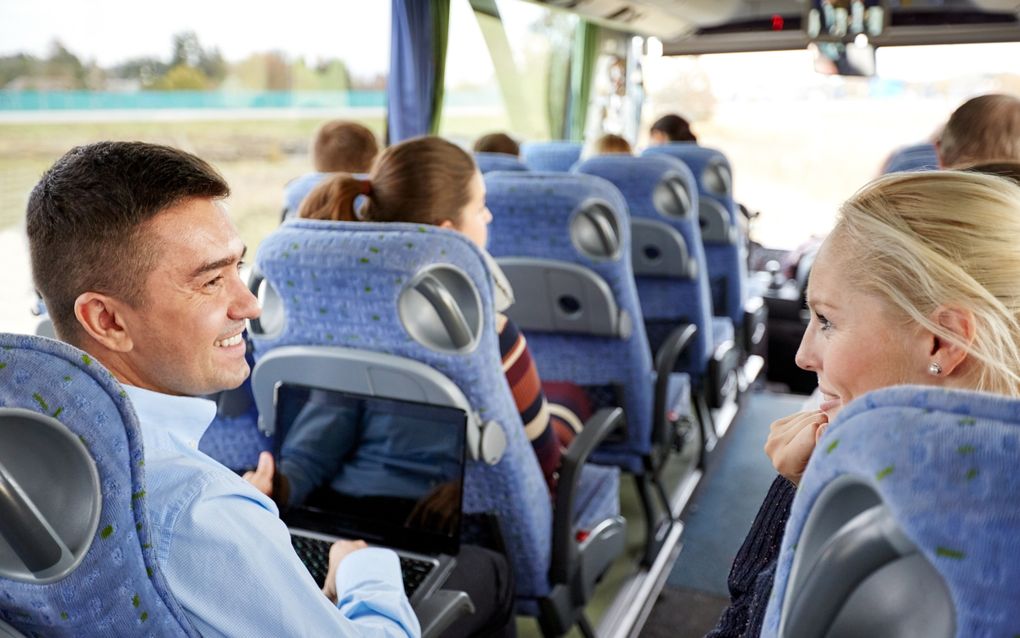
[299,136,582,494]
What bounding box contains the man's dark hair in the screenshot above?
[27,141,229,344]
[473,132,520,157]
[650,114,697,143]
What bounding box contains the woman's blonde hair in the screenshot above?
[834,170,1020,396]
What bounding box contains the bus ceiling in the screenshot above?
[525,0,1020,54]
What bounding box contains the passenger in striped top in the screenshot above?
[297,135,582,494]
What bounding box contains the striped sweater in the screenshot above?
[497,314,581,494]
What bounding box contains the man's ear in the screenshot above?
[929,305,976,377]
[437,219,457,231]
[73,292,134,352]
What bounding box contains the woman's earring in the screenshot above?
[928,361,943,376]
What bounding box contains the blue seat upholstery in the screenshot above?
[882,142,939,174]
[642,143,750,335]
[282,172,331,219]
[475,152,528,174]
[764,385,1020,637]
[198,377,271,473]
[0,333,197,636]
[520,141,583,172]
[484,171,693,563]
[247,220,622,616]
[574,154,742,425]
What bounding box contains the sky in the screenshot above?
[0,0,498,84]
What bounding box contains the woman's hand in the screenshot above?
[764,410,829,486]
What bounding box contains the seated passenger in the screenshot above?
[593,133,633,155]
[711,170,1020,637]
[26,141,418,636]
[937,93,1020,168]
[473,132,520,157]
[297,136,582,493]
[282,120,380,217]
[649,113,698,144]
[313,119,379,173]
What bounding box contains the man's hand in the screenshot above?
[764,410,829,486]
[322,540,369,604]
[242,451,275,497]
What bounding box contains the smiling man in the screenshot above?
[26,141,419,637]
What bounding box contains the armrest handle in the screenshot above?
[550,407,624,584]
[653,324,697,447]
[417,589,475,638]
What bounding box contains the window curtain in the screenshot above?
[387,0,451,143]
[567,20,600,141]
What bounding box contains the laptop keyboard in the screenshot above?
[290,535,435,598]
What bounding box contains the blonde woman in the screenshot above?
[711,170,1020,637]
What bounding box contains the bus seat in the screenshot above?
[574,154,741,420]
[765,385,1020,638]
[521,141,583,172]
[281,172,331,220]
[485,171,695,564]
[197,347,273,473]
[0,333,197,636]
[475,152,528,174]
[642,144,760,353]
[882,142,939,174]
[246,220,626,632]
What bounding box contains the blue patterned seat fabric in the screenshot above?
[281,172,330,219]
[882,142,939,174]
[574,154,725,378]
[197,381,271,472]
[485,171,691,473]
[643,143,749,331]
[249,219,619,602]
[764,385,1020,637]
[474,152,528,174]
[0,333,197,637]
[520,141,583,172]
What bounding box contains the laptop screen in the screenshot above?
[274,383,467,556]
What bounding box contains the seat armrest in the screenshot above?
[417,589,475,638]
[743,296,767,352]
[653,324,697,448]
[550,407,625,584]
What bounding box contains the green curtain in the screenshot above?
[429,0,451,134]
[568,20,600,141]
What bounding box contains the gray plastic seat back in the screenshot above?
[779,476,954,638]
[699,198,737,244]
[496,258,632,339]
[0,409,101,584]
[630,218,697,279]
[251,345,506,465]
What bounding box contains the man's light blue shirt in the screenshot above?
[124,385,420,637]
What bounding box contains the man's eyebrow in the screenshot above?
[188,245,247,279]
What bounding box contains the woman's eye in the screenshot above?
[816,312,833,331]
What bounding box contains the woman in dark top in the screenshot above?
[710,169,1020,636]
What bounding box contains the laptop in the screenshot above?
[273,383,467,606]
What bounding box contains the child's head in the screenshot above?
[594,134,632,155]
[312,120,379,173]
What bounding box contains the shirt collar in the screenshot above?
[123,385,217,453]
